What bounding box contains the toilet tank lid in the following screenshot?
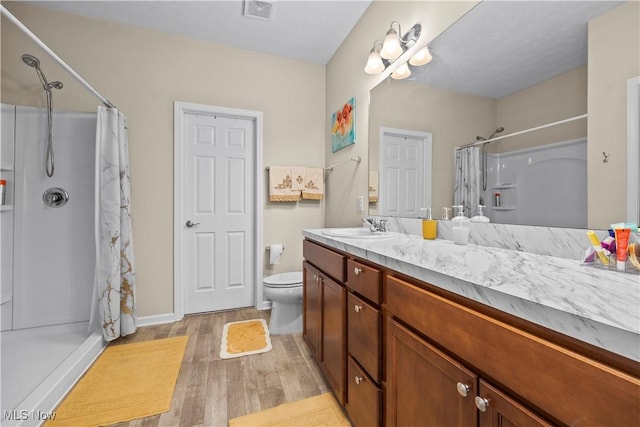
[264,271,303,285]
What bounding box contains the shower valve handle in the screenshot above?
[185,220,200,228]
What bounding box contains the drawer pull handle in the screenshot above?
[354,304,363,313]
[474,396,490,412]
[456,382,470,397]
[354,375,364,385]
[354,267,363,275]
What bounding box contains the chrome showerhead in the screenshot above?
[21,54,40,68]
[489,127,505,139]
[49,81,63,90]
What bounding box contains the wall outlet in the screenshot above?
[356,195,364,212]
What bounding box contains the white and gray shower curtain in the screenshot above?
[91,106,137,341]
[454,146,480,218]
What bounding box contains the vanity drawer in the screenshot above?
[385,275,640,426]
[303,240,346,282]
[346,259,381,304]
[347,292,381,383]
[347,355,382,427]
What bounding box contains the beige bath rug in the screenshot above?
[229,393,351,426]
[220,318,272,359]
[46,335,188,427]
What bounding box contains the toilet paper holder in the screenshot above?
[265,245,285,251]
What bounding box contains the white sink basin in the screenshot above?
[322,228,393,239]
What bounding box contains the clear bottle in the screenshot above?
[470,205,490,223]
[420,207,437,240]
[451,205,470,245]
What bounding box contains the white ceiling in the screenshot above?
[26,1,625,98]
[29,0,373,65]
[409,1,625,98]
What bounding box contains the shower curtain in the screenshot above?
[91,106,137,341]
[454,146,480,217]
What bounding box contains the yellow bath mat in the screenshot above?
[46,335,188,427]
[220,318,272,359]
[229,393,351,426]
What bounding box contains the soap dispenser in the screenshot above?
[420,207,437,240]
[451,205,471,245]
[470,205,490,223]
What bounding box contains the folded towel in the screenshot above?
[269,166,300,202]
[301,168,324,200]
[369,171,379,203]
[291,166,306,191]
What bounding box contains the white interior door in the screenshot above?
[181,111,255,314]
[379,128,432,218]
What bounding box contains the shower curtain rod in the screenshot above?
[457,113,588,150]
[1,5,117,109]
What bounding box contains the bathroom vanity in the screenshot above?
[302,229,640,426]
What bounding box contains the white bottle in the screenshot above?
[451,205,470,245]
[470,205,490,223]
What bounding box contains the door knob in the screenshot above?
[354,304,363,313]
[354,376,364,385]
[354,267,363,275]
[185,220,200,228]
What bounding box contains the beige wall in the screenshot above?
[368,79,496,215]
[325,0,478,227]
[588,1,640,229]
[495,66,587,153]
[1,3,326,317]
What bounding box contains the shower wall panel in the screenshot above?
[483,138,587,228]
[13,106,96,329]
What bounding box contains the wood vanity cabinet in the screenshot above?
[385,274,639,426]
[346,259,383,426]
[302,240,347,405]
[303,238,640,427]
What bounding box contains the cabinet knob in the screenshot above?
[354,375,364,385]
[354,304,363,313]
[474,396,490,412]
[354,267,363,275]
[456,382,470,397]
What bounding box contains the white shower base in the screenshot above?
[1,323,105,426]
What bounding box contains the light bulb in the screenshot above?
[409,45,432,66]
[391,62,411,80]
[380,28,403,60]
[364,48,385,74]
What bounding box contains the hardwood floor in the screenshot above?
[110,307,330,427]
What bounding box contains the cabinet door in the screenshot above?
[386,318,477,427]
[303,262,322,361]
[347,356,382,427]
[477,380,553,427]
[322,274,346,405]
[348,292,381,382]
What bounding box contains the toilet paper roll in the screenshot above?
[269,244,284,265]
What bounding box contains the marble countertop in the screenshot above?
[303,228,640,362]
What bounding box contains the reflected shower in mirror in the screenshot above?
[368,1,636,228]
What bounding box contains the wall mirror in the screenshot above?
[369,1,636,228]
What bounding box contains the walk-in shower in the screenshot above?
[21,54,63,178]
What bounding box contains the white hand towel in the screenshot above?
[291,166,306,191]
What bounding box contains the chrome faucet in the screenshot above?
[362,218,389,232]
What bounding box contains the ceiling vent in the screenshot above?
[243,1,275,21]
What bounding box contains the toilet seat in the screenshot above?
[264,271,303,288]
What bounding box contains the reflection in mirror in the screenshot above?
[369,1,635,228]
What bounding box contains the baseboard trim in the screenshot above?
[136,313,178,327]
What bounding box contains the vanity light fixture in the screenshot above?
[364,40,386,74]
[391,62,411,80]
[364,21,432,79]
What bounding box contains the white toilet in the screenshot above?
[263,271,303,334]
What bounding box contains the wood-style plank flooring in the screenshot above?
[110,307,330,427]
